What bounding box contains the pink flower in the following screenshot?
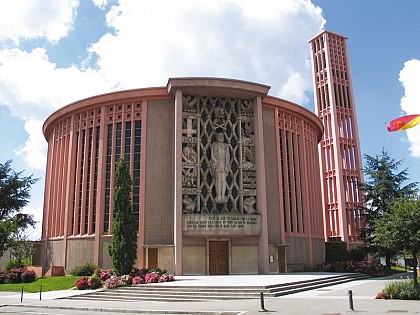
[132,276,144,285]
[145,272,159,283]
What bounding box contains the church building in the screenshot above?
[41,77,326,275]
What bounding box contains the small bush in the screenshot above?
[87,276,102,289]
[99,269,113,281]
[69,263,97,276]
[145,272,159,283]
[381,280,420,300]
[4,267,37,284]
[75,277,89,290]
[315,260,391,277]
[5,259,24,271]
[21,269,36,283]
[0,272,6,284]
[105,275,123,289]
[132,276,144,285]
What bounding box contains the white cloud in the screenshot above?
[15,120,47,170]
[0,48,113,168]
[90,0,325,104]
[22,205,43,241]
[0,0,79,44]
[0,0,325,173]
[91,0,109,9]
[399,59,420,157]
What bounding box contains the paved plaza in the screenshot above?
[0,272,419,315]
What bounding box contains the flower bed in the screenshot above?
[74,266,175,290]
[376,279,420,300]
[0,267,37,284]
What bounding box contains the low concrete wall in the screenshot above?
[231,245,258,274]
[183,246,206,275]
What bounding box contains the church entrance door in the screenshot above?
[208,241,229,275]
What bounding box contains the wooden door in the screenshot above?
[209,241,229,275]
[278,246,286,273]
[148,248,158,269]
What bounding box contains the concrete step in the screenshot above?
[66,273,369,302]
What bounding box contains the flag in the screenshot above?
[387,114,420,132]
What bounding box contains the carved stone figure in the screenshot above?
[183,195,196,213]
[211,132,230,204]
[244,196,257,214]
[182,145,197,164]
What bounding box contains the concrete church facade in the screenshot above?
[41,77,326,275]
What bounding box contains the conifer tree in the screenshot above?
[108,157,137,275]
[359,148,417,268]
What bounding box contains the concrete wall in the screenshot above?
[312,238,325,266]
[285,237,310,271]
[144,99,174,245]
[44,239,65,267]
[183,246,206,275]
[263,107,281,245]
[0,249,11,271]
[66,237,95,271]
[99,237,112,269]
[231,245,258,274]
[158,246,175,274]
[268,244,279,273]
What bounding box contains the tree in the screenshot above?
[359,148,417,268]
[9,230,36,267]
[0,160,38,257]
[108,157,137,275]
[374,198,420,287]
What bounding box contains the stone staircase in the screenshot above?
[65,273,369,302]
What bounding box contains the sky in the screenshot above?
[0,0,419,240]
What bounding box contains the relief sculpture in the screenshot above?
[181,95,257,215]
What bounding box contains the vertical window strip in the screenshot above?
[84,128,93,234]
[292,133,299,233]
[115,122,122,161]
[133,121,141,224]
[92,126,99,233]
[124,122,131,163]
[77,129,86,235]
[104,124,113,232]
[71,131,79,235]
[286,131,293,233]
[279,130,287,233]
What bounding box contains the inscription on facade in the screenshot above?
[183,214,260,233]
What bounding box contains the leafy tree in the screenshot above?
[359,148,417,268]
[9,230,36,266]
[374,198,420,287]
[0,160,38,257]
[108,157,137,275]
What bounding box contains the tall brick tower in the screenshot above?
[309,31,364,248]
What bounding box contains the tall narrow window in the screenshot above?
[104,124,113,232]
[133,121,141,224]
[91,126,100,233]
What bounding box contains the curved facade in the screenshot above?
[41,77,325,275]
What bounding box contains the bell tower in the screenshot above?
[309,31,364,247]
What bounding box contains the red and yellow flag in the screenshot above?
[387,114,420,132]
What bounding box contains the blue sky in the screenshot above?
[0,0,419,240]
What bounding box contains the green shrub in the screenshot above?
[382,280,420,300]
[5,259,23,271]
[69,263,97,276]
[4,258,32,271]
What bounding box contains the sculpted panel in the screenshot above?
[181,95,257,216]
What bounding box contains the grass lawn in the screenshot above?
[391,265,413,272]
[0,276,80,293]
